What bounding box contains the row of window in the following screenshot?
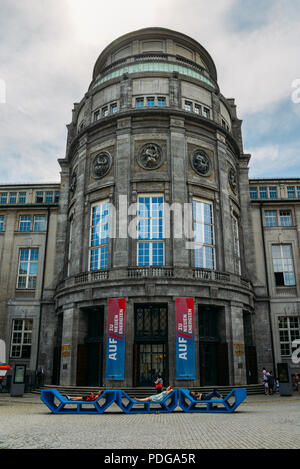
[80,197,241,274]
[0,215,47,232]
[264,210,293,227]
[9,314,300,359]
[250,185,300,200]
[90,96,213,126]
[0,190,59,205]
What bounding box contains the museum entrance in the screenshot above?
[199,305,229,386]
[76,307,104,386]
[133,303,168,386]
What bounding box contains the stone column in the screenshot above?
[216,134,235,273]
[230,302,247,385]
[169,116,189,269]
[59,305,80,386]
[112,117,131,268]
[71,136,88,274]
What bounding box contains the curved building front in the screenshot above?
[50,28,256,388]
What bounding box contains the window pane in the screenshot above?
[265,211,277,227]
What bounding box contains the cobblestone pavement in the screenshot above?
[0,392,299,449]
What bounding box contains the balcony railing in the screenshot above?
[193,268,230,282]
[74,270,109,284]
[128,266,174,278]
[62,267,252,292]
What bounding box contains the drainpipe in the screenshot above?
[259,203,276,373]
[35,206,50,378]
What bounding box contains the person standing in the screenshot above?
[154,374,163,394]
[262,368,269,395]
[267,371,275,395]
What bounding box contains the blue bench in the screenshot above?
[41,388,246,414]
[178,388,247,413]
[41,389,117,414]
[115,389,178,414]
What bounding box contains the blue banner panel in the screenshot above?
[105,298,126,380]
[176,298,196,380]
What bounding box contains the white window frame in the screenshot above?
[10,319,33,359]
[272,244,295,286]
[278,316,300,357]
[192,198,215,270]
[17,248,39,290]
[137,194,165,267]
[89,200,110,271]
[232,214,241,275]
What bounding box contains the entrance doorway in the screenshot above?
[76,307,104,386]
[133,303,168,387]
[198,305,229,386]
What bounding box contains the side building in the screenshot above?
[0,184,59,386]
[249,179,300,378]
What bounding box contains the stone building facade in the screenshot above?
[2,28,298,389]
[249,179,300,378]
[0,184,59,382]
[50,27,257,388]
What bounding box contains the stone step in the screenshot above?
[33,383,265,397]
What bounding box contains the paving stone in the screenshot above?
[0,393,299,449]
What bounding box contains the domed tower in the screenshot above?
[52,28,256,388]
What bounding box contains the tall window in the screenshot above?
[272,244,295,286]
[157,97,166,107]
[136,97,144,108]
[45,192,53,203]
[137,196,164,266]
[89,201,109,271]
[147,97,155,107]
[249,187,258,199]
[184,101,192,112]
[193,200,215,269]
[19,192,26,204]
[19,216,31,232]
[278,316,300,357]
[0,193,7,204]
[0,215,5,232]
[17,248,39,289]
[36,192,44,203]
[9,193,17,204]
[259,187,268,199]
[232,215,241,275]
[67,218,73,277]
[10,319,33,359]
[265,211,277,227]
[269,187,278,199]
[287,186,295,198]
[279,210,292,226]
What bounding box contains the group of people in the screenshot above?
[65,373,224,404]
[262,368,279,395]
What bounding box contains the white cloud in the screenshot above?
[0,0,300,182]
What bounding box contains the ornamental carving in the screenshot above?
[228,167,237,194]
[191,149,212,176]
[92,151,112,179]
[137,143,163,170]
[70,170,77,195]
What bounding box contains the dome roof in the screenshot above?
[92,27,218,83]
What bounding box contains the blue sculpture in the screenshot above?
[41,388,247,414]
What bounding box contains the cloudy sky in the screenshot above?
[0,0,300,183]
